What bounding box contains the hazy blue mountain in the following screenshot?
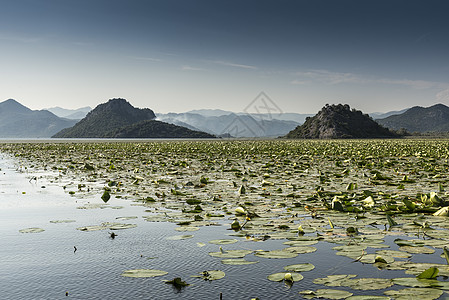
[0,99,77,138]
[369,108,409,119]
[376,103,449,132]
[46,106,92,119]
[285,104,397,139]
[156,112,300,137]
[184,109,312,124]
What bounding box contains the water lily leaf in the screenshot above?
[196,242,206,247]
[19,227,45,233]
[283,240,318,246]
[221,258,259,265]
[417,267,439,279]
[192,270,225,281]
[345,296,390,300]
[399,246,435,254]
[313,275,357,287]
[115,216,138,220]
[50,220,76,223]
[384,287,443,300]
[121,269,168,278]
[166,234,194,240]
[284,263,315,272]
[376,249,412,259]
[283,246,317,254]
[342,278,393,290]
[267,272,303,282]
[209,249,253,258]
[254,249,298,259]
[109,223,137,230]
[392,277,449,289]
[175,226,199,232]
[209,239,238,245]
[300,288,353,299]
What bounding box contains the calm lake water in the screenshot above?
[0,152,445,300]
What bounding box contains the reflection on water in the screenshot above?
[0,155,444,299]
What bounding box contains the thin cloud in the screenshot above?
[130,56,162,62]
[182,65,206,71]
[209,60,257,70]
[292,69,446,90]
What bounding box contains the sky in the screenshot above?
[0,0,448,114]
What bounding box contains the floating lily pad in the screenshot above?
[175,226,199,232]
[209,249,253,258]
[299,289,353,299]
[19,227,45,233]
[313,275,357,287]
[267,272,303,282]
[384,287,443,300]
[284,263,315,272]
[121,269,168,278]
[399,246,435,254]
[221,258,259,265]
[254,249,298,259]
[50,220,76,223]
[166,234,194,240]
[345,296,390,300]
[109,223,137,230]
[209,239,238,245]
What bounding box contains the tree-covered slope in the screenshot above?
[376,104,449,132]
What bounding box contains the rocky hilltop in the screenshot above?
[285,104,397,139]
[53,98,215,138]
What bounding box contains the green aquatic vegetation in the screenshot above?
[300,289,353,299]
[19,227,45,233]
[191,270,225,281]
[267,272,303,282]
[121,269,168,278]
[5,140,449,298]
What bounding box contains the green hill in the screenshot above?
[112,120,215,138]
[376,104,449,132]
[52,98,215,138]
[285,104,397,139]
[53,98,156,138]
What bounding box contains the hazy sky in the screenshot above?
[0,0,448,114]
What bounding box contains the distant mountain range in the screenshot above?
[1,98,449,138]
[45,106,92,120]
[285,104,397,139]
[156,112,303,137]
[53,98,215,138]
[376,104,449,133]
[0,99,77,138]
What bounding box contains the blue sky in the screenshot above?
[0,0,448,114]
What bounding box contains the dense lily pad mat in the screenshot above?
[4,139,449,299]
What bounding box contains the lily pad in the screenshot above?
[254,249,298,259]
[267,272,303,282]
[209,239,238,245]
[221,258,259,265]
[299,289,353,299]
[121,269,168,278]
[284,263,315,272]
[384,287,443,300]
[166,234,194,240]
[19,227,45,233]
[208,249,253,258]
